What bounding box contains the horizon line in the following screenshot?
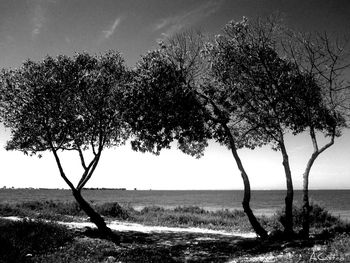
[1,187,349,191]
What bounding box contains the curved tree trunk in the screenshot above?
[230,144,268,238]
[225,126,268,239]
[301,152,319,238]
[194,93,267,238]
[279,139,294,237]
[51,148,117,241]
[301,156,315,238]
[302,128,335,238]
[72,189,115,238]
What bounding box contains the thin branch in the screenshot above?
[309,126,319,152]
[317,128,335,155]
[77,151,102,191]
[76,156,97,191]
[77,147,87,170]
[47,137,75,191]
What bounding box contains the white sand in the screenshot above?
[228,252,294,263]
[1,216,256,239]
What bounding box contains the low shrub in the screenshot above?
[0,218,73,262]
[140,206,165,214]
[95,202,130,220]
[0,203,27,217]
[273,203,345,233]
[173,206,207,214]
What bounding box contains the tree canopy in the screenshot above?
[0,51,130,238]
[126,46,211,158]
[201,16,345,236]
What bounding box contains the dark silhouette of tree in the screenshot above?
[128,31,268,238]
[0,52,130,240]
[206,16,348,238]
[203,17,300,236]
[283,31,349,238]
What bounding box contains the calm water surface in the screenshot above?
[0,189,349,219]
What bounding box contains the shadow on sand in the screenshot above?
[81,228,318,262]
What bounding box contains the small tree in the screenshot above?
[129,32,268,238]
[203,17,336,237]
[205,17,297,236]
[283,31,349,237]
[0,52,129,239]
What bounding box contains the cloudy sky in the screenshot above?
[0,0,349,190]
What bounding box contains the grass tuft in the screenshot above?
[0,218,73,262]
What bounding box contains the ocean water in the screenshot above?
[0,189,349,220]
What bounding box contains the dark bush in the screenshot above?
[0,203,27,217]
[53,201,82,216]
[213,209,246,219]
[95,202,130,220]
[174,206,207,214]
[275,203,342,231]
[140,206,165,214]
[0,219,73,262]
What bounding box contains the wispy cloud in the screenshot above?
[31,3,45,38]
[153,0,224,37]
[102,17,123,40]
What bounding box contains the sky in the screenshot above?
[0,0,349,190]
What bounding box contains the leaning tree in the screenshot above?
[203,17,299,236]
[203,17,338,237]
[0,52,130,240]
[282,31,349,237]
[129,31,269,238]
[205,16,348,237]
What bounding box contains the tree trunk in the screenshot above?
[279,140,294,237]
[302,174,310,238]
[50,148,117,240]
[301,128,334,239]
[240,171,269,239]
[225,127,268,238]
[72,189,116,240]
[302,152,318,238]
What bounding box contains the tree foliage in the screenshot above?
[201,17,322,235]
[1,52,129,167]
[130,30,270,238]
[0,51,129,237]
[282,29,349,237]
[202,16,347,237]
[126,44,211,158]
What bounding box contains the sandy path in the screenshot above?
[1,216,256,239]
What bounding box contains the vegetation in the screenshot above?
[0,218,73,263]
[0,52,130,239]
[0,13,349,261]
[0,201,251,231]
[201,16,300,237]
[202,16,345,238]
[270,204,350,235]
[1,200,348,234]
[282,30,349,238]
[130,29,270,238]
[128,16,349,239]
[0,202,349,262]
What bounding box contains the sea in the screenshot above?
[0,189,349,220]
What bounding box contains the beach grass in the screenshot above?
[1,201,350,262]
[0,200,348,233]
[0,201,260,232]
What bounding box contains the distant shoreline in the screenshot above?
[1,188,350,191]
